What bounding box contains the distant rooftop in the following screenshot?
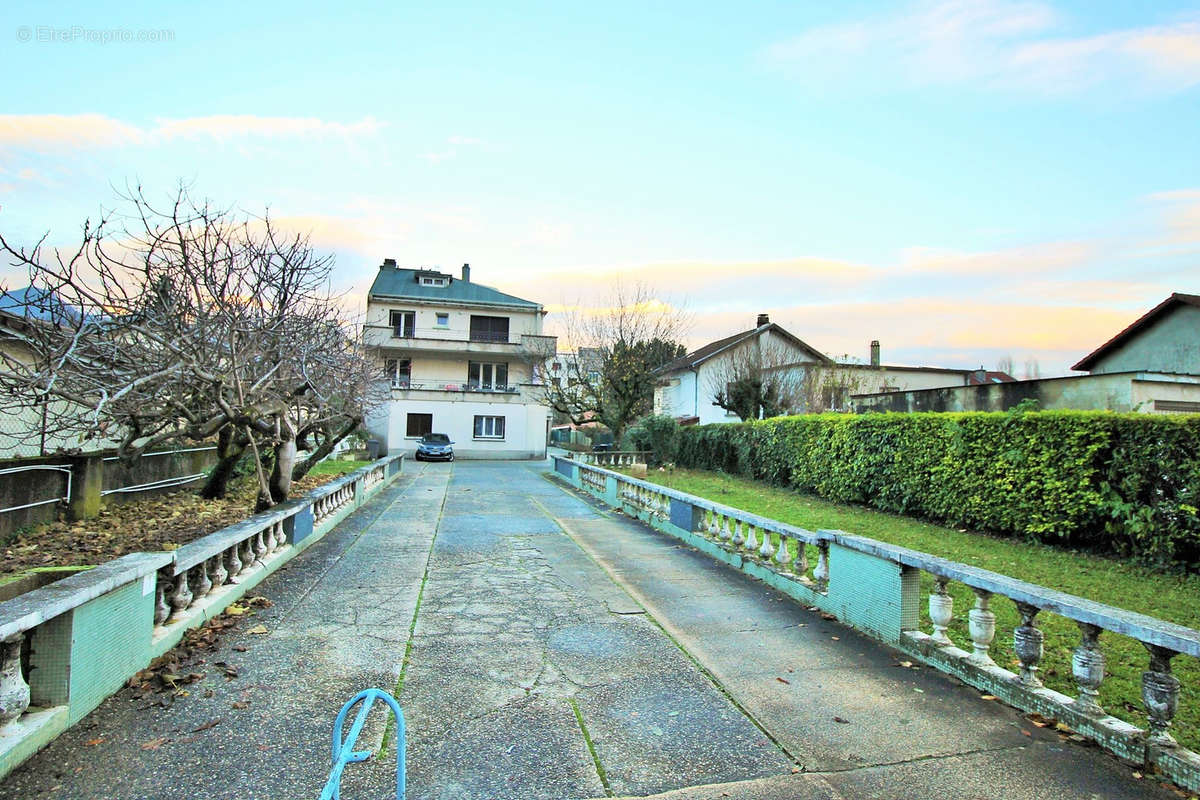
[0,286,86,325]
[367,260,541,310]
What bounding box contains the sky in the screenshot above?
[1,0,1198,376]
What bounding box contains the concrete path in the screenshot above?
[0,461,1179,800]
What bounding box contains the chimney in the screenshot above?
[461,263,471,282]
[382,257,397,269]
[756,313,770,327]
[870,340,880,367]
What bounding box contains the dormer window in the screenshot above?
[420,276,449,287]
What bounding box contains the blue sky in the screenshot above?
[2,0,1199,374]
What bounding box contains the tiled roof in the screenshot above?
[656,323,832,374]
[368,265,541,309]
[1072,293,1200,371]
[0,286,86,325]
[966,370,1017,385]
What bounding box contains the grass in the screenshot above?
[308,458,371,476]
[635,467,1200,753]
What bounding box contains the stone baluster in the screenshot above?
[732,520,746,548]
[706,512,720,539]
[793,542,809,576]
[967,589,996,666]
[813,543,830,592]
[759,529,775,560]
[929,578,953,645]
[153,573,171,625]
[239,538,255,573]
[168,571,193,620]
[720,516,733,542]
[0,633,30,728]
[253,528,268,563]
[209,554,228,588]
[773,533,790,566]
[1072,623,1106,716]
[1012,603,1044,687]
[193,562,213,599]
[225,543,242,581]
[1142,644,1180,746]
[744,524,759,553]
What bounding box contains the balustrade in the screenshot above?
[551,454,1200,789]
[0,632,29,729]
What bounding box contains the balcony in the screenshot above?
[387,381,539,404]
[364,326,557,359]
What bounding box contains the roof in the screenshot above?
[966,370,1017,385]
[368,265,541,310]
[1072,292,1200,372]
[0,286,85,325]
[656,323,833,375]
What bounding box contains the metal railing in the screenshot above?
[0,464,72,515]
[320,689,406,800]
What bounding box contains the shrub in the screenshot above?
[626,414,681,466]
[675,410,1200,570]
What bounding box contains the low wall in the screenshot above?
[550,455,1200,793]
[0,454,404,779]
[852,370,1200,414]
[0,447,221,537]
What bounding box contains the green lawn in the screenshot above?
[308,459,371,476]
[636,467,1200,752]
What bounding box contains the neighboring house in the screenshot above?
[654,315,1004,423]
[363,260,557,459]
[853,292,1200,414]
[654,314,832,425]
[1072,292,1200,376]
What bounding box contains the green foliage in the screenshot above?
[625,414,680,466]
[675,410,1200,570]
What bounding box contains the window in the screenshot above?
[436,312,449,327]
[468,361,508,391]
[406,413,433,438]
[469,315,509,343]
[473,415,505,439]
[420,276,448,287]
[384,358,412,388]
[390,310,415,338]
[821,385,848,410]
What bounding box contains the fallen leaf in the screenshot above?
[232,701,250,710]
[84,738,104,747]
[831,636,840,641]
[246,596,274,607]
[246,624,269,635]
[897,661,914,668]
[191,719,222,733]
[833,716,850,724]
[980,695,998,701]
[1021,729,1032,738]
[776,677,791,685]
[141,737,169,750]
[232,645,248,652]
[820,613,836,621]
[225,604,250,616]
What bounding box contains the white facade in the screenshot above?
[363,262,555,460]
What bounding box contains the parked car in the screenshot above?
[415,433,454,462]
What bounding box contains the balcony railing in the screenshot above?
[468,330,510,344]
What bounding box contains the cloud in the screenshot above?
[1147,188,1200,244]
[419,135,488,164]
[896,239,1096,276]
[763,1,1200,95]
[153,115,383,141]
[0,113,384,151]
[0,113,145,149]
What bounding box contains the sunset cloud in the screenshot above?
[763,1,1200,94]
[0,114,384,151]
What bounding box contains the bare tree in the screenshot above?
[541,283,687,442]
[0,184,383,508]
[708,338,806,421]
[798,358,869,413]
[1022,357,1041,380]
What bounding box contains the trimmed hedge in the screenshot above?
[676,410,1200,570]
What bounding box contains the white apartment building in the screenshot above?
[363,260,556,459]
